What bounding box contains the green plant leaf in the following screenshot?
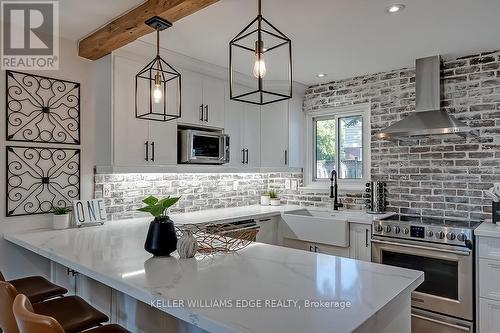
[142,196,159,206]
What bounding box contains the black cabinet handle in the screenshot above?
[151,141,155,162]
[309,245,313,252]
[204,105,209,122]
[245,149,249,164]
[199,104,204,121]
[145,141,149,161]
[284,149,288,165]
[314,246,319,252]
[241,149,245,164]
[365,228,369,248]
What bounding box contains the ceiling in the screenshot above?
[63,0,500,85]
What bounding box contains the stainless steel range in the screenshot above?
[372,215,482,333]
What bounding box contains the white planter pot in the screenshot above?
[270,199,281,206]
[260,195,271,206]
[53,214,71,230]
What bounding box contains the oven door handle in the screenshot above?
[371,239,471,256]
[411,314,471,332]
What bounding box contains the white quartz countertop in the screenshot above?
[475,221,500,237]
[156,204,394,226]
[4,208,422,333]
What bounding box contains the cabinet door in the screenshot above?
[243,104,261,167]
[480,298,500,333]
[148,121,177,165]
[260,101,288,167]
[349,224,371,262]
[224,94,245,167]
[282,238,312,252]
[313,243,350,257]
[179,69,203,126]
[287,96,304,168]
[202,76,225,128]
[113,55,149,166]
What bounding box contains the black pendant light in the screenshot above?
[135,16,181,122]
[229,0,292,105]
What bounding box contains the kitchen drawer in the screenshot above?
[479,258,500,301]
[478,236,500,261]
[479,297,500,333]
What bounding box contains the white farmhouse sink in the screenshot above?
[281,209,350,247]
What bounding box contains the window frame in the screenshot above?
[304,103,371,191]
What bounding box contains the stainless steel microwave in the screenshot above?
[178,129,230,164]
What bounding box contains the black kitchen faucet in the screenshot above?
[329,170,343,210]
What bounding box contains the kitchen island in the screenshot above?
[4,206,423,333]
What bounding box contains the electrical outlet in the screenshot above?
[291,180,298,191]
[285,179,291,190]
[103,184,112,197]
[233,181,238,191]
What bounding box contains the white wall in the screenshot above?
[0,37,96,279]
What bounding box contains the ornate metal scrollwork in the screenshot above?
[6,146,80,217]
[6,70,80,144]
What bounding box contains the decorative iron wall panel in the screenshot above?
[6,70,80,144]
[6,146,80,217]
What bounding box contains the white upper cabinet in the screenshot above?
[224,85,261,167]
[179,69,225,129]
[179,69,203,126]
[260,101,288,168]
[112,55,150,166]
[287,95,305,168]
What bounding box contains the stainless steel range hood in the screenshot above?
[376,55,474,140]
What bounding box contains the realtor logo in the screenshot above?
[1,0,59,70]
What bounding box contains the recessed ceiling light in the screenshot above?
[317,73,327,78]
[385,4,405,14]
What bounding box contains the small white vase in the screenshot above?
[177,230,197,259]
[270,199,281,206]
[260,195,271,206]
[53,214,70,230]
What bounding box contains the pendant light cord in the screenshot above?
[258,0,261,16]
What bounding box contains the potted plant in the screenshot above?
[52,206,72,230]
[137,195,180,257]
[268,190,281,206]
[260,192,271,206]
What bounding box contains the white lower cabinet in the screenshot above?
[281,223,372,261]
[480,298,500,333]
[478,236,500,333]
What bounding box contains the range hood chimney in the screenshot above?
[376,55,474,140]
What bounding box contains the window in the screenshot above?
[305,104,370,190]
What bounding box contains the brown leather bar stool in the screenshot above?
[0,272,67,303]
[0,281,108,333]
[13,294,130,333]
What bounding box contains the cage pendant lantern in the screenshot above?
[135,16,181,122]
[229,0,292,105]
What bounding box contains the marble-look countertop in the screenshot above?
[168,204,395,226]
[475,221,500,237]
[4,207,422,333]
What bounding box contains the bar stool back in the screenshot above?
[0,281,21,333]
[12,294,64,333]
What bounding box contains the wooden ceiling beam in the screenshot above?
[78,0,219,60]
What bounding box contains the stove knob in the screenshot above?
[384,225,392,233]
[457,233,467,242]
[436,231,445,239]
[375,225,383,232]
[427,230,434,238]
[394,226,401,234]
[403,228,409,235]
[446,232,456,241]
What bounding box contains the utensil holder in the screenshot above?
[493,202,500,224]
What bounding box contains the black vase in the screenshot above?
[144,216,178,256]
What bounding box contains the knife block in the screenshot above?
[493,202,500,224]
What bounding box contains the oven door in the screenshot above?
[181,130,226,164]
[372,237,473,320]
